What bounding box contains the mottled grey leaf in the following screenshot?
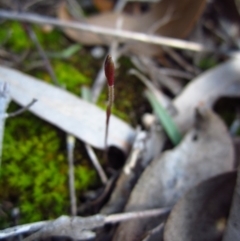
[0,66,135,151]
[164,171,237,241]
[113,108,234,241]
[174,58,240,134]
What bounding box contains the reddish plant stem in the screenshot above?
[104,55,115,152]
[105,85,114,149]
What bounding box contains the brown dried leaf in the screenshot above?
[113,108,234,241]
[1,66,135,151]
[93,0,114,12]
[164,171,237,241]
[57,0,206,55]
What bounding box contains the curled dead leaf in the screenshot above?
[174,58,240,134]
[113,108,234,241]
[164,171,237,241]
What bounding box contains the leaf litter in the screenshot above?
[0,0,240,240]
[164,171,237,241]
[112,107,234,241]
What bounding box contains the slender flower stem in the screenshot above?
[105,85,114,148]
[104,55,115,150]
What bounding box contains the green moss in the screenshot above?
[0,103,97,225]
[198,56,217,70]
[34,27,66,51]
[0,20,144,228]
[0,21,32,52]
[53,60,91,93]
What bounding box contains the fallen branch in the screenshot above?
[0,208,170,240]
[0,10,211,52]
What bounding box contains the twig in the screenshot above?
[66,0,84,20]
[66,134,77,216]
[148,4,175,34]
[6,99,37,118]
[91,67,106,103]
[114,0,127,12]
[0,10,214,53]
[23,20,78,217]
[23,24,60,86]
[0,221,49,239]
[162,46,200,74]
[22,0,46,11]
[100,129,147,214]
[81,86,108,185]
[133,56,183,95]
[0,82,11,166]
[158,67,194,80]
[0,208,170,240]
[85,143,108,184]
[92,14,125,102]
[105,207,170,223]
[141,222,164,241]
[129,69,171,111]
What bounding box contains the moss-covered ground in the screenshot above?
[0,21,144,226]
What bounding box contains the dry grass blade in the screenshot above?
[145,90,181,145]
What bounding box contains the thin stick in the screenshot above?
[66,134,77,216]
[105,207,170,223]
[23,24,60,86]
[0,10,213,53]
[0,82,11,166]
[0,208,170,239]
[91,16,123,102]
[81,86,108,184]
[0,221,49,239]
[23,20,77,216]
[85,143,108,184]
[6,99,37,118]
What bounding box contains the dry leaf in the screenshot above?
[223,167,240,241]
[57,0,206,55]
[1,66,135,151]
[164,171,237,241]
[174,58,240,134]
[93,0,114,12]
[113,108,234,241]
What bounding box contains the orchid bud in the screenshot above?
[104,55,114,86]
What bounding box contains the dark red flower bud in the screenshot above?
[104,55,114,86]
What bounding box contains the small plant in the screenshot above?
[104,55,115,149]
